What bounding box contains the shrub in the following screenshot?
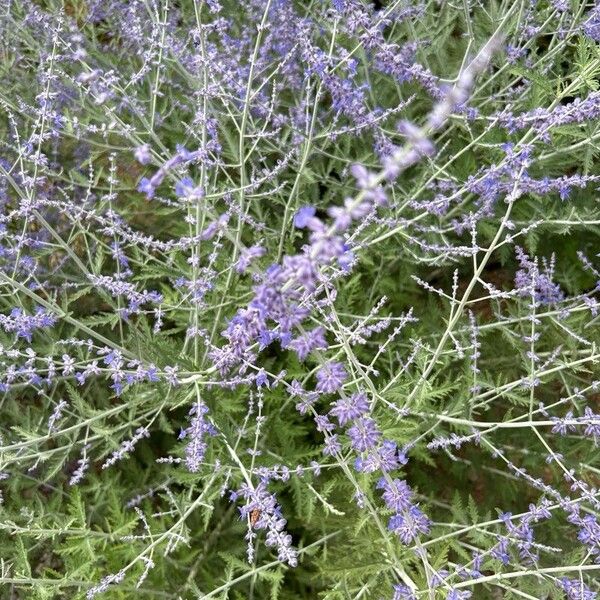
[0,0,599,598]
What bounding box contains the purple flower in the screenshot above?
[175,176,194,197]
[446,591,472,600]
[86,570,125,599]
[323,434,341,456]
[559,578,597,600]
[47,399,68,433]
[0,307,56,342]
[347,417,381,452]
[356,440,401,473]
[329,391,370,425]
[137,177,155,199]
[490,537,510,564]
[102,427,150,469]
[377,477,414,512]
[397,119,435,158]
[134,144,151,165]
[551,411,576,436]
[314,414,334,433]
[315,361,347,393]
[69,453,90,486]
[236,245,266,274]
[289,327,327,361]
[584,8,600,42]
[182,401,217,473]
[236,482,297,566]
[388,505,431,544]
[205,0,222,13]
[583,407,600,444]
[293,205,317,229]
[575,514,600,559]
[393,585,417,600]
[255,368,269,388]
[514,247,563,305]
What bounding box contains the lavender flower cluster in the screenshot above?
[0,0,599,598]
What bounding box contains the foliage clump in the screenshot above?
[0,0,599,598]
